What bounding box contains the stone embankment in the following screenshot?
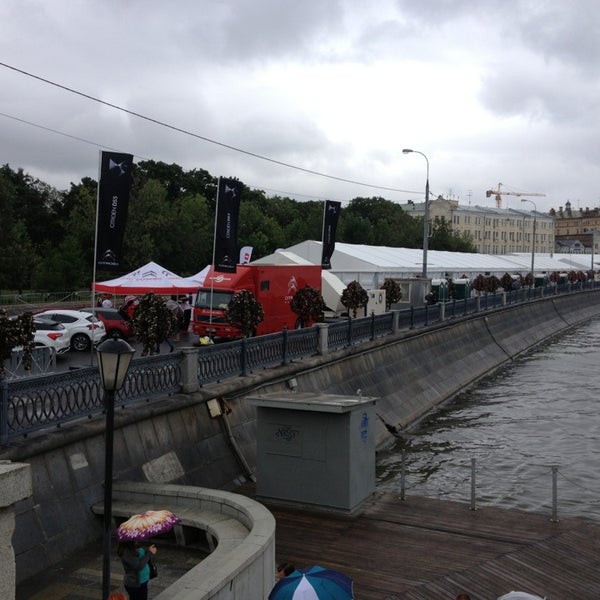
[4,290,600,587]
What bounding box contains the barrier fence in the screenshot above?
[393,453,600,523]
[1,280,598,446]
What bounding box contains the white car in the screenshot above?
[32,318,72,355]
[34,309,106,352]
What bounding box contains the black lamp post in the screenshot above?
[521,198,537,286]
[97,335,135,600]
[402,148,430,278]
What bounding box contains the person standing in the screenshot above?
[179,294,192,335]
[277,562,296,580]
[166,296,184,342]
[117,541,157,600]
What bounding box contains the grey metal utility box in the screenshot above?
[248,391,377,512]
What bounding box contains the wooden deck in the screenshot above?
[253,490,600,599]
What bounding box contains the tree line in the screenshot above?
[0,161,476,293]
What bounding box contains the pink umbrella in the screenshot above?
[116,510,180,541]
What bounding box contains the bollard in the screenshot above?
[470,458,477,511]
[551,465,559,522]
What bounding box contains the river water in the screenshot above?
[376,316,600,522]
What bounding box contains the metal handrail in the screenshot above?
[2,280,599,445]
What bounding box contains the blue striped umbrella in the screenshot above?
[269,565,354,600]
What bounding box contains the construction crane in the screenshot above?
[485,183,546,209]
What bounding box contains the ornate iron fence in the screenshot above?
[196,327,320,385]
[2,280,600,445]
[0,353,181,445]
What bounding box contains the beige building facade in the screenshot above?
[551,200,600,236]
[551,201,600,258]
[401,197,555,255]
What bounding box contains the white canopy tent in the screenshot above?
[258,241,596,287]
[179,265,210,288]
[94,261,200,295]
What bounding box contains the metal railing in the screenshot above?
[2,280,599,445]
[1,353,181,445]
[0,290,91,313]
[393,454,600,524]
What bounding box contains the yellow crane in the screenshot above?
[485,183,546,209]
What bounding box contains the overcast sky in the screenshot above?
[1,0,599,213]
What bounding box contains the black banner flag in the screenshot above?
[95,151,133,271]
[321,200,341,270]
[214,177,243,273]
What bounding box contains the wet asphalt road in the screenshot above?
[51,331,198,373]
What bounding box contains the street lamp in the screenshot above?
[521,198,537,287]
[402,149,430,278]
[97,335,135,600]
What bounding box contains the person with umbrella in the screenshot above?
[117,540,157,600]
[269,564,354,600]
[115,509,180,600]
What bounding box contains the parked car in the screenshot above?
[34,309,106,352]
[32,318,72,355]
[85,307,134,340]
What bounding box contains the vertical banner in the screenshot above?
[95,151,134,271]
[321,200,341,270]
[239,245,253,264]
[214,177,243,273]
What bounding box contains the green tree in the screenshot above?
[34,180,97,290]
[124,179,176,269]
[382,278,402,309]
[471,274,487,294]
[226,290,264,337]
[238,201,286,259]
[175,194,214,275]
[3,221,39,293]
[500,272,514,291]
[429,219,477,253]
[290,285,326,326]
[339,197,423,247]
[131,292,176,356]
[0,165,61,291]
[0,310,34,378]
[341,280,369,318]
[135,161,216,205]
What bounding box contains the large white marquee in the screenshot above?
[255,241,596,287]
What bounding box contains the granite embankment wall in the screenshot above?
[4,290,600,584]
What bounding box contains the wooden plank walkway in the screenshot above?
[255,490,600,600]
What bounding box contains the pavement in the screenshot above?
[54,330,201,373]
[16,540,208,600]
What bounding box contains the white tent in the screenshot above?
[261,241,596,286]
[94,261,199,295]
[179,265,210,288]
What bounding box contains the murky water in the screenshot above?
[376,317,600,521]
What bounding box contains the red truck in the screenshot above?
[192,264,322,340]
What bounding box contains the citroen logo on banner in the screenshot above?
[224,184,238,196]
[109,159,129,176]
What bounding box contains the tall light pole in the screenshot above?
[97,335,135,600]
[402,149,430,278]
[521,198,537,286]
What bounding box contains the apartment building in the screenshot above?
[551,200,600,236]
[551,201,600,256]
[400,196,555,255]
